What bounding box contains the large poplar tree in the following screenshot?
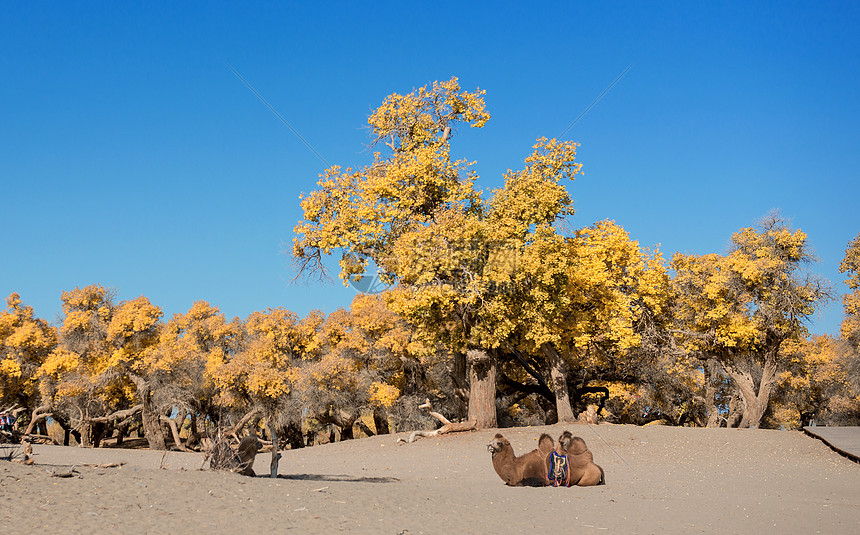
[293,78,581,427]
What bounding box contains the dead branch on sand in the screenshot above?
[22,434,59,445]
[49,466,80,478]
[81,462,124,468]
[397,399,477,444]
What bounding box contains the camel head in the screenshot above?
[487,433,510,454]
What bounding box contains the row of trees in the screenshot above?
[292,77,858,430]
[2,79,859,461]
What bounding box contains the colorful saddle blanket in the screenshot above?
[547,451,571,487]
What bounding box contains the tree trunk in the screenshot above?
[467,349,497,428]
[726,393,744,428]
[129,374,168,450]
[92,422,107,448]
[543,344,576,423]
[726,356,778,429]
[79,419,94,448]
[266,419,279,478]
[140,403,167,450]
[284,421,305,449]
[161,415,190,451]
[397,399,477,443]
[24,404,51,435]
[400,356,426,395]
[452,352,469,420]
[703,360,722,428]
[340,421,355,440]
[372,407,390,435]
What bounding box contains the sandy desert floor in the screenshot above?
[2,424,859,534]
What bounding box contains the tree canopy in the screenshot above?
[2,79,856,459]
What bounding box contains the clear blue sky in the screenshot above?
[2,1,858,335]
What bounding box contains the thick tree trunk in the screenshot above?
[266,419,279,478]
[140,403,167,450]
[129,374,168,450]
[726,394,744,428]
[543,344,576,423]
[79,419,94,448]
[726,356,779,429]
[467,349,497,428]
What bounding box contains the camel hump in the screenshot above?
[568,436,589,455]
[537,433,554,454]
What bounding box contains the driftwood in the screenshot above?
[81,462,124,468]
[49,466,80,478]
[21,434,58,445]
[397,399,477,444]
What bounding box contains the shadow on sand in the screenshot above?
[277,473,400,483]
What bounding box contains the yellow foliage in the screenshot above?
[0,358,22,379]
[38,348,82,378]
[369,381,400,408]
[671,215,826,372]
[1,293,58,403]
[840,233,860,348]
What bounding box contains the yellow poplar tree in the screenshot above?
[839,232,860,350]
[671,214,831,428]
[218,307,307,477]
[157,301,244,446]
[0,293,57,428]
[294,79,486,427]
[500,220,669,422]
[37,285,139,446]
[105,295,166,449]
[298,294,422,438]
[769,335,855,428]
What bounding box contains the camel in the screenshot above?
[487,433,554,486]
[547,430,605,486]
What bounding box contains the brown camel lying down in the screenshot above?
[488,433,554,486]
[548,431,605,486]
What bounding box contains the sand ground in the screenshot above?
[2,424,858,534]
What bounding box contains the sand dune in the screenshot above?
[2,424,858,534]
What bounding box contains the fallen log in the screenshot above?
[397,399,477,443]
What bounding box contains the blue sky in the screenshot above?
[2,1,858,335]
